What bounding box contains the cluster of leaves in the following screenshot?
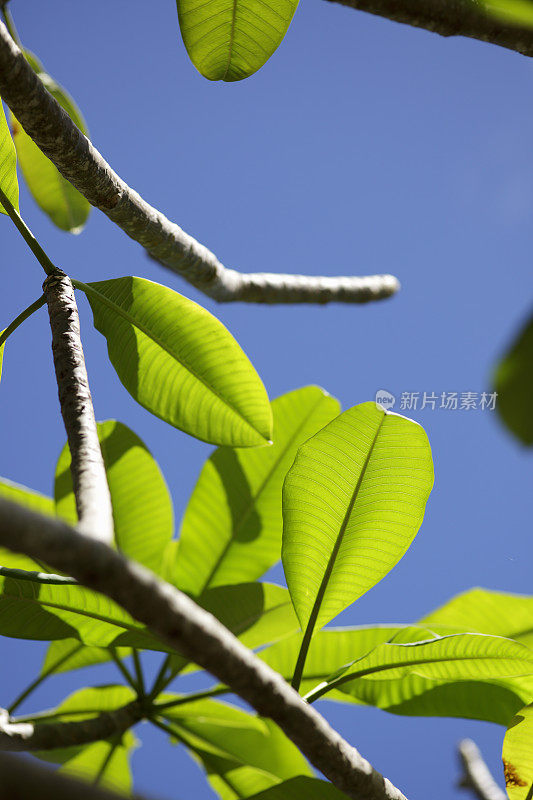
[1,4,533,800]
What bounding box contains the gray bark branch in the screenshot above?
[324,0,533,58]
[0,22,398,305]
[0,496,407,800]
[458,739,507,800]
[0,701,141,752]
[43,271,114,544]
[0,753,152,800]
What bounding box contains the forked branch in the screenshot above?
[0,22,398,305]
[43,271,114,544]
[0,701,141,751]
[0,496,407,800]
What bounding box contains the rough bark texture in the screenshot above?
[0,701,141,752]
[43,272,114,544]
[458,739,507,800]
[0,22,398,305]
[0,753,151,800]
[0,497,408,800]
[325,0,533,57]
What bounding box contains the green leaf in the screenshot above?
[32,686,137,794]
[0,477,54,570]
[493,311,533,445]
[59,732,137,795]
[483,0,533,28]
[33,684,137,722]
[41,639,129,677]
[174,386,340,595]
[244,777,350,800]
[162,698,311,798]
[0,330,5,383]
[11,51,90,232]
[282,402,434,632]
[305,632,533,704]
[422,587,533,648]
[80,277,272,447]
[260,625,409,697]
[0,99,19,214]
[503,703,533,799]
[55,420,174,573]
[0,572,167,652]
[176,0,298,82]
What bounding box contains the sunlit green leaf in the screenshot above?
[244,777,350,800]
[11,51,89,232]
[41,639,129,677]
[503,702,533,799]
[0,330,5,383]
[422,587,533,648]
[80,277,272,447]
[493,311,533,446]
[305,632,533,704]
[0,99,18,214]
[59,732,137,795]
[162,698,311,798]
[55,419,173,573]
[176,0,299,81]
[282,402,434,632]
[260,625,409,697]
[174,386,340,595]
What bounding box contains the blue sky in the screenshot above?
[1,1,532,798]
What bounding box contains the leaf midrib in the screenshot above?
[302,411,387,631]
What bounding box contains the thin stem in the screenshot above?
[131,650,145,698]
[0,185,56,276]
[148,655,172,701]
[0,295,45,349]
[108,650,138,694]
[149,716,185,742]
[8,643,84,714]
[153,686,229,713]
[0,565,77,585]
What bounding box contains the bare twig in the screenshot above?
[0,701,141,752]
[458,739,507,800]
[0,496,407,800]
[0,752,153,800]
[324,0,533,58]
[43,271,114,544]
[0,22,398,305]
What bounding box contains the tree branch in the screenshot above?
[42,271,114,544]
[0,22,398,305]
[0,497,407,800]
[0,701,141,752]
[0,752,152,800]
[458,739,507,800]
[323,0,533,58]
